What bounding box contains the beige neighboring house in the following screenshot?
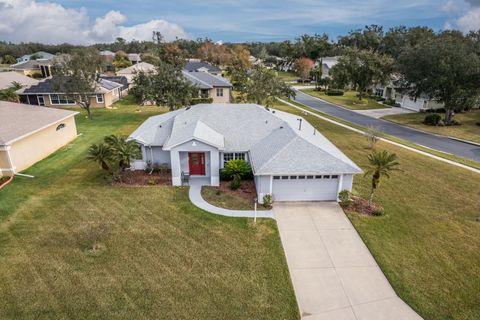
[16,76,124,108]
[0,71,39,90]
[182,71,232,103]
[116,62,155,84]
[0,101,78,177]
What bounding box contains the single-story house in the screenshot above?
[128,104,361,202]
[0,101,78,177]
[182,71,232,103]
[99,50,115,58]
[16,51,55,63]
[183,60,222,75]
[0,71,39,90]
[374,83,444,112]
[99,75,129,96]
[16,76,124,108]
[116,62,155,84]
[10,60,45,77]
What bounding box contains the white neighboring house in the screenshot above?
[374,83,444,112]
[16,51,55,63]
[128,104,361,203]
[0,71,39,90]
[116,62,155,84]
[182,71,232,103]
[316,56,340,79]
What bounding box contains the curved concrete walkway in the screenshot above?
[188,178,275,219]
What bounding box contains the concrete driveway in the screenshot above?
[354,107,414,119]
[275,202,422,320]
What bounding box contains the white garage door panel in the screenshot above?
[273,178,338,201]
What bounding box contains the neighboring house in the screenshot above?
[0,72,39,90]
[316,56,340,79]
[16,76,123,108]
[0,101,78,177]
[99,75,129,96]
[16,51,55,63]
[10,60,45,77]
[374,82,444,112]
[99,50,115,58]
[127,53,142,64]
[182,71,232,103]
[116,62,155,84]
[128,104,361,202]
[183,60,222,75]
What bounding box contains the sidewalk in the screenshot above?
[188,178,275,219]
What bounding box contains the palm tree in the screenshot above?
[87,143,112,171]
[364,150,400,203]
[224,159,252,190]
[105,135,141,171]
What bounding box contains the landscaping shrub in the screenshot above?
[191,97,214,105]
[384,98,397,106]
[326,89,344,96]
[219,169,233,181]
[224,159,252,190]
[338,190,352,207]
[424,113,442,126]
[263,194,273,208]
[230,175,241,190]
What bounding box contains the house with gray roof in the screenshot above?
[182,71,232,103]
[129,104,361,202]
[0,71,39,90]
[184,61,222,75]
[16,76,124,108]
[16,51,55,63]
[0,101,78,177]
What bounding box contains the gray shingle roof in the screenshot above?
[129,104,361,175]
[183,61,222,73]
[0,101,78,145]
[10,60,41,70]
[182,71,232,89]
[19,76,121,94]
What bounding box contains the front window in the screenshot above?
[223,152,246,166]
[216,88,224,97]
[200,89,209,98]
[96,94,104,103]
[49,94,75,105]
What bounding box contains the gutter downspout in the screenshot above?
[3,145,16,177]
[149,146,154,174]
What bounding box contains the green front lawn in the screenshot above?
[302,89,387,110]
[273,101,480,320]
[0,101,298,319]
[383,110,480,144]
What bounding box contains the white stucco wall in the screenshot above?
[142,146,171,167]
[170,139,220,186]
[254,175,272,204]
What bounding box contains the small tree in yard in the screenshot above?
[365,126,381,149]
[245,66,296,107]
[224,159,252,190]
[130,61,198,110]
[53,48,103,119]
[104,135,141,171]
[364,150,400,204]
[87,143,112,171]
[294,57,315,83]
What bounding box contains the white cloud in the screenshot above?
[0,0,189,44]
[442,0,480,32]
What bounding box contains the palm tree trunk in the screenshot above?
[369,188,375,205]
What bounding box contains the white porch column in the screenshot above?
[170,150,181,186]
[210,149,220,186]
[337,174,344,201]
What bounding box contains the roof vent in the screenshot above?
[272,110,276,113]
[280,126,284,129]
[265,120,268,124]
[186,106,191,110]
[159,125,162,128]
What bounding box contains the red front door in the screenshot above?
[188,152,205,175]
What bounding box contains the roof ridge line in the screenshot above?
[254,127,298,173]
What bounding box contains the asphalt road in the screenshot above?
[293,90,480,162]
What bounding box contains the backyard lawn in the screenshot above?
[273,101,480,320]
[0,99,298,320]
[276,70,299,82]
[383,109,480,144]
[302,88,387,110]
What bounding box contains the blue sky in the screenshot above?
[0,0,478,44]
[56,0,452,41]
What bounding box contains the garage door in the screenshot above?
[272,174,339,201]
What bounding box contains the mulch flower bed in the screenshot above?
[112,170,172,186]
[217,180,258,202]
[0,176,13,190]
[341,196,384,216]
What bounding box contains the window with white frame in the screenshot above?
[49,94,75,105]
[216,88,224,97]
[96,94,104,103]
[223,152,246,166]
[375,88,384,97]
